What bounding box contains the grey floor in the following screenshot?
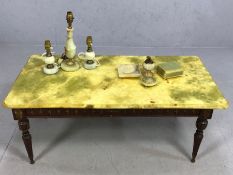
[0,45,232,175]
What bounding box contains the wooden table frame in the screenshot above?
[12,108,213,164]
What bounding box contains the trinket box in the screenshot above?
[157,62,183,79]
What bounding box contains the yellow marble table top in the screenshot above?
[3,55,228,109]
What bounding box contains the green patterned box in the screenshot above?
[157,62,183,79]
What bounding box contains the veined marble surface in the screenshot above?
[3,55,228,109]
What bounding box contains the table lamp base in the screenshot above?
[61,59,79,72]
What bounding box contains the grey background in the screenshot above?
[0,1,233,175]
[0,0,233,47]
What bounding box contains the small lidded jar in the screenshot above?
[143,56,155,71]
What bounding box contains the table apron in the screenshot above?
[12,108,213,120]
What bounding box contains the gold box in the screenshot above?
[157,62,183,79]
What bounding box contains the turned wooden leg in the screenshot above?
[16,110,35,164]
[191,109,213,162]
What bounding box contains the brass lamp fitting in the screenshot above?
[44,40,52,57]
[66,11,74,29]
[86,36,93,52]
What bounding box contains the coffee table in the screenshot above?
[3,55,228,164]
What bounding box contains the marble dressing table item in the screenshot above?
[3,55,228,164]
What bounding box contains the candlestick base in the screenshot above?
[43,64,59,75]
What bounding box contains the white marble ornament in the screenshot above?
[43,64,59,75]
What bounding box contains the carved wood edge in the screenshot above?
[12,108,214,120]
[198,109,213,119]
